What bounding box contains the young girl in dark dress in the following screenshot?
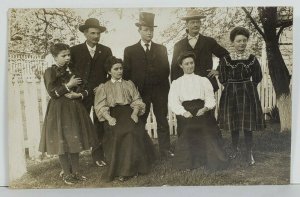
[218,27,265,165]
[39,43,98,185]
[94,56,156,182]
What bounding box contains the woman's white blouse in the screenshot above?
[168,73,216,115]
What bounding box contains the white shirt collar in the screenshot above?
[86,42,96,51]
[183,73,195,77]
[111,78,122,83]
[140,40,152,51]
[187,34,199,40]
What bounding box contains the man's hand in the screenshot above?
[207,69,219,78]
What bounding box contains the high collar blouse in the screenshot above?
[94,79,145,121]
[168,73,216,116]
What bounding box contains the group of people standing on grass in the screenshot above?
[38,9,265,185]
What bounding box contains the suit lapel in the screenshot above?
[82,42,92,59]
[149,41,157,59]
[93,44,102,60]
[183,37,194,51]
[135,41,147,58]
[194,34,205,52]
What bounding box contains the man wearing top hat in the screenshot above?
[123,12,174,158]
[170,9,229,92]
[70,18,112,167]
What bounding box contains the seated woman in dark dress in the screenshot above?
[218,27,265,165]
[168,51,228,171]
[94,56,156,182]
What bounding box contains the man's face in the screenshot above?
[186,19,200,36]
[180,57,195,74]
[138,26,154,43]
[84,28,101,46]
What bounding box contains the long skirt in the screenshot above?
[102,105,157,181]
[39,97,98,155]
[173,99,228,170]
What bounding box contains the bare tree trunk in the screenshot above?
[276,93,291,132]
[261,7,292,132]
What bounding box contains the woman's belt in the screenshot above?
[227,78,251,83]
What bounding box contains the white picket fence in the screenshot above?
[8,52,279,181]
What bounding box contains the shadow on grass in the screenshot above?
[10,122,290,188]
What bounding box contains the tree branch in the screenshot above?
[276,19,293,41]
[241,7,266,40]
[276,20,293,28]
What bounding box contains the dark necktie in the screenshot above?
[145,43,151,61]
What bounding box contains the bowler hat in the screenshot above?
[135,12,157,27]
[79,18,106,33]
[181,9,206,21]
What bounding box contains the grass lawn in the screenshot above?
[10,122,290,188]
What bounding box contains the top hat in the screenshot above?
[181,9,206,21]
[135,12,157,27]
[79,18,106,33]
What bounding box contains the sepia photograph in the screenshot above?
[7,6,293,188]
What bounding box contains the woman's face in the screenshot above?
[109,63,123,80]
[54,50,71,66]
[180,57,195,74]
[233,34,248,52]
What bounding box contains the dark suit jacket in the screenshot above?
[171,34,228,91]
[123,41,170,95]
[70,42,112,108]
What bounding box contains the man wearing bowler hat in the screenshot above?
[70,18,112,167]
[170,9,229,92]
[123,12,174,158]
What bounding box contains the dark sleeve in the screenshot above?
[107,47,113,56]
[44,68,70,99]
[217,57,228,85]
[75,79,89,99]
[251,56,263,85]
[170,43,182,81]
[161,46,170,80]
[123,47,131,80]
[211,38,229,59]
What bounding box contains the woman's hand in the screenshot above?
[207,69,219,78]
[183,111,193,118]
[131,113,139,123]
[64,91,81,99]
[196,107,208,116]
[67,75,82,88]
[108,117,117,126]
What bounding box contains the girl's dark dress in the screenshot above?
[218,53,265,132]
[39,65,98,155]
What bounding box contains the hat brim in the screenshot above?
[79,25,106,33]
[181,15,206,20]
[135,23,157,28]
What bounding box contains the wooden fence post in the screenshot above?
[8,81,27,181]
[23,81,42,159]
